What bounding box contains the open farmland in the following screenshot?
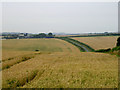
[2,38,79,60]
[2,38,118,88]
[72,36,118,50]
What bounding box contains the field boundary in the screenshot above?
[68,34,120,37]
[56,37,95,52]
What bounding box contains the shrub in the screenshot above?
[8,57,14,60]
[112,46,120,52]
[35,49,39,52]
[5,65,10,69]
[95,48,111,52]
[116,37,120,46]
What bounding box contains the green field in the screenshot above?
[2,38,79,60]
[3,39,71,52]
[2,38,118,88]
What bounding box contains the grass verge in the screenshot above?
[56,37,95,52]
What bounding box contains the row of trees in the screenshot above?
[32,32,54,38]
[2,32,54,39]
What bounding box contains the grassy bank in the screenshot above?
[56,37,95,52]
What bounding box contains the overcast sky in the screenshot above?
[2,2,118,34]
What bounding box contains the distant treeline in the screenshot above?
[2,32,55,39]
[95,46,120,57]
[31,33,54,38]
[69,33,120,37]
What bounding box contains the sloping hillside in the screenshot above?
[72,36,118,50]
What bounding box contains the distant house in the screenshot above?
[18,33,28,38]
[17,37,19,39]
[19,33,25,37]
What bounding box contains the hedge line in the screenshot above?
[56,37,95,52]
[69,34,120,37]
[67,38,95,52]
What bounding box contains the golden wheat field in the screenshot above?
[72,36,118,50]
[2,38,118,88]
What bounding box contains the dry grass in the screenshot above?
[2,54,35,70]
[2,52,118,88]
[72,36,118,50]
[2,38,118,88]
[2,51,33,61]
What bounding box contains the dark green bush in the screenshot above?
[116,37,120,46]
[112,46,120,52]
[95,48,111,52]
[35,49,39,52]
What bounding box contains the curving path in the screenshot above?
[68,40,89,52]
[56,37,94,52]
